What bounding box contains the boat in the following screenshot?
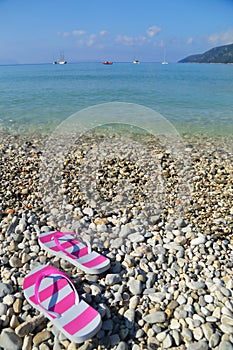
[102,61,113,65]
[58,52,67,64]
[133,59,140,64]
[162,49,168,64]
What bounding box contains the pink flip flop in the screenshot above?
[38,231,110,274]
[23,264,102,343]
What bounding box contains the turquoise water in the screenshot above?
[0,62,233,135]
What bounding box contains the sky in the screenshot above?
[1,0,233,64]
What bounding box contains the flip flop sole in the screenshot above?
[38,231,110,274]
[23,265,102,343]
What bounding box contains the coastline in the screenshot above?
[0,131,232,350]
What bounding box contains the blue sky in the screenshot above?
[1,0,233,64]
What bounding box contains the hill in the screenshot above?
[178,43,233,63]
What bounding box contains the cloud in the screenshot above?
[146,25,161,38]
[58,29,87,37]
[86,34,97,47]
[115,35,135,46]
[57,31,71,37]
[59,25,163,49]
[99,30,108,36]
[72,30,87,36]
[205,28,233,45]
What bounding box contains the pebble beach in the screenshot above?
[0,131,233,350]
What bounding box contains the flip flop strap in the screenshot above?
[53,231,91,259]
[34,266,79,318]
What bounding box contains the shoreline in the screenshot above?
[0,132,232,350]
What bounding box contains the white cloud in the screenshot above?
[57,31,71,37]
[206,28,233,45]
[115,35,135,46]
[86,34,97,47]
[99,30,108,36]
[72,30,87,36]
[60,25,164,49]
[146,25,161,38]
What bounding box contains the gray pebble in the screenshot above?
[187,341,208,350]
[0,328,23,350]
[105,273,121,285]
[0,302,7,316]
[143,311,166,324]
[219,341,233,350]
[209,333,221,348]
[116,341,128,350]
[128,279,142,295]
[162,334,173,348]
[186,280,206,290]
[0,283,13,299]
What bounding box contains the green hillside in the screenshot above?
[179,43,233,63]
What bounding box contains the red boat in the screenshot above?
[102,61,113,65]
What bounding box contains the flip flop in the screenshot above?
[38,231,110,274]
[23,264,102,343]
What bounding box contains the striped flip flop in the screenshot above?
[38,231,110,274]
[23,265,102,343]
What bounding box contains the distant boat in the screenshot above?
[59,52,67,64]
[133,59,140,64]
[102,61,113,65]
[162,49,168,65]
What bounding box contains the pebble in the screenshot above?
[22,334,33,350]
[3,294,15,306]
[182,327,193,342]
[128,233,144,242]
[209,333,221,347]
[128,279,142,295]
[105,274,121,285]
[124,309,135,327]
[110,334,121,347]
[143,311,166,324]
[0,327,23,350]
[0,282,13,298]
[0,302,7,316]
[162,334,173,348]
[186,280,206,290]
[221,315,233,326]
[219,340,233,350]
[193,327,203,341]
[129,295,140,309]
[190,235,206,246]
[116,341,128,350]
[15,315,45,337]
[187,341,208,350]
[0,134,233,350]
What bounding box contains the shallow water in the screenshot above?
[0,62,233,136]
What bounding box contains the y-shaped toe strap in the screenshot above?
[53,231,92,259]
[34,266,79,318]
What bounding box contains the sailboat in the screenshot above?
[133,59,140,64]
[58,52,67,64]
[162,48,168,65]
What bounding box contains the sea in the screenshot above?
[0,62,233,137]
